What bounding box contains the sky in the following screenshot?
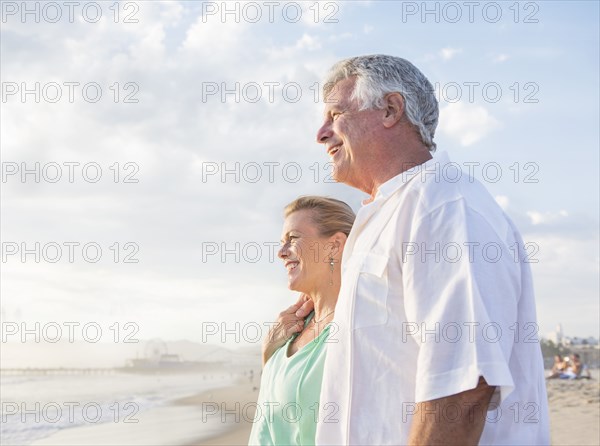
[1,0,598,351]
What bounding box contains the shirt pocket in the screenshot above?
[350,252,389,329]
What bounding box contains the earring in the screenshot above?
[329,256,335,285]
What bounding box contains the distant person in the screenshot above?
[547,354,568,379]
[559,353,591,379]
[578,354,593,379]
[248,196,355,445]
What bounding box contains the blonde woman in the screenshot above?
[249,196,355,445]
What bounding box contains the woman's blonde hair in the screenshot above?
[284,196,355,237]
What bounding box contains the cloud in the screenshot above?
[329,32,353,42]
[526,210,569,225]
[492,53,509,63]
[299,1,343,27]
[525,233,599,337]
[266,33,322,59]
[495,195,510,210]
[296,33,321,50]
[181,11,248,56]
[440,47,462,61]
[438,102,500,147]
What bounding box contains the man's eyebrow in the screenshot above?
[324,105,342,118]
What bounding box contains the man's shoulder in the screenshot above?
[400,168,515,238]
[406,166,496,211]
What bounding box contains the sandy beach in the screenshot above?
[182,382,258,446]
[547,371,600,445]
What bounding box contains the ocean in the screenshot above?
[1,371,237,445]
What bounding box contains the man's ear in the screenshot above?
[382,92,405,128]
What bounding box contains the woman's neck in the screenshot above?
[306,284,339,320]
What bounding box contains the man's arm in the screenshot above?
[407,377,496,446]
[261,294,314,365]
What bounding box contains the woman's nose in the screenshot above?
[278,244,287,259]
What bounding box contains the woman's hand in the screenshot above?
[262,294,314,365]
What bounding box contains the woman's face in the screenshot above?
[277,210,338,293]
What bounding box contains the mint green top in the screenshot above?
[248,313,331,446]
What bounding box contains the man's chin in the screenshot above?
[331,165,347,184]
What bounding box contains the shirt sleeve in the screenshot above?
[402,199,518,405]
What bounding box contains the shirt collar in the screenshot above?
[363,151,451,206]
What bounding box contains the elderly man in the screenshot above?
[305,55,549,445]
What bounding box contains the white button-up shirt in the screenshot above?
[316,152,550,445]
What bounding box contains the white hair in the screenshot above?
[323,54,438,151]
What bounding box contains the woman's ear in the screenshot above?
[382,92,405,128]
[329,232,348,258]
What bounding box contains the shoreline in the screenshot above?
[24,373,257,446]
[179,380,259,446]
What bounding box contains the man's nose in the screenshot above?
[316,121,332,144]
